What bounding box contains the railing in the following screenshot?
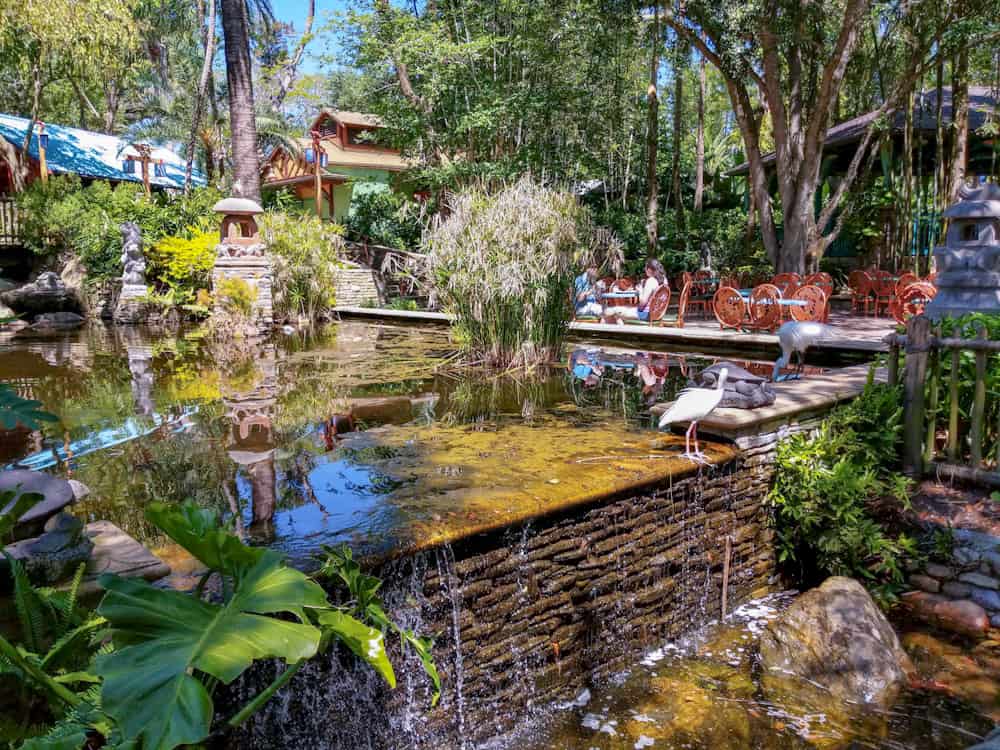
[888,314,1000,486]
[0,196,20,246]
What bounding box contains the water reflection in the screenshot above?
[0,323,793,561]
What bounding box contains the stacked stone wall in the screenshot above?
[234,453,778,749]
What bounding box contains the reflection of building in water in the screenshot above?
[222,344,278,532]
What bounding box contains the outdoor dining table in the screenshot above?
[737,290,808,307]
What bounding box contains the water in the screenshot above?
[0,320,788,566]
[489,593,997,750]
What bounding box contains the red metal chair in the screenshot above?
[848,270,874,316]
[892,282,937,324]
[747,284,783,332]
[713,286,747,330]
[804,272,833,322]
[688,270,714,317]
[772,273,801,298]
[790,285,828,323]
[872,270,896,317]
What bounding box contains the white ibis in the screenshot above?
[773,321,833,381]
[658,367,728,463]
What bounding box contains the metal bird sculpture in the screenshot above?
[773,321,833,381]
[658,367,728,463]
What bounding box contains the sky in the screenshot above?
[272,0,353,75]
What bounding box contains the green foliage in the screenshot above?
[0,384,58,430]
[15,178,220,282]
[424,176,621,367]
[214,277,258,318]
[259,211,346,322]
[318,544,441,706]
[146,229,217,303]
[0,557,105,747]
[769,377,915,606]
[926,313,1000,466]
[65,502,435,750]
[0,490,43,541]
[343,191,424,250]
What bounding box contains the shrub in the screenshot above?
[343,190,424,250]
[424,176,622,367]
[769,375,915,606]
[16,177,221,282]
[259,211,346,323]
[214,277,257,318]
[147,229,217,303]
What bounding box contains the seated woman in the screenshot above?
[603,259,666,324]
[573,265,604,318]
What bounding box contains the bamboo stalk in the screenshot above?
[924,333,940,466]
[971,325,988,467]
[948,348,960,462]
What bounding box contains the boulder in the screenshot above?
[901,591,990,639]
[30,312,86,330]
[0,470,77,541]
[2,512,93,586]
[1,272,80,315]
[759,576,913,709]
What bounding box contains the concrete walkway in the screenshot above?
[333,306,895,354]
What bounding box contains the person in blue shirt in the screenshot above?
[574,266,603,317]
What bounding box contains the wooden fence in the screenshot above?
[0,196,19,246]
[888,314,1000,486]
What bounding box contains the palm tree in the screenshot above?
[220,0,262,201]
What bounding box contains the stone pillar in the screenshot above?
[115,221,151,324]
[211,197,274,331]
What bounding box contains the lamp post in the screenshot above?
[122,144,162,197]
[309,129,323,219]
[36,122,49,184]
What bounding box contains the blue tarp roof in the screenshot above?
[0,114,206,190]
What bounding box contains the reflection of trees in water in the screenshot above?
[70,401,233,545]
[434,371,564,426]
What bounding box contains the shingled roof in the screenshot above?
[0,114,206,189]
[727,86,997,176]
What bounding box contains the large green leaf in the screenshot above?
[316,610,395,688]
[96,549,324,750]
[143,502,263,577]
[0,384,58,430]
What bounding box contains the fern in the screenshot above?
[39,618,105,673]
[57,563,86,631]
[8,553,46,653]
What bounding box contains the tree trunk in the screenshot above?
[644,1,660,256]
[270,0,315,110]
[671,40,686,252]
[948,48,969,202]
[185,0,217,192]
[220,0,261,201]
[694,42,706,214]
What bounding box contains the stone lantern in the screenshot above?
[211,197,273,328]
[925,182,1000,320]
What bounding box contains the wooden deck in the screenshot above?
[333,306,892,355]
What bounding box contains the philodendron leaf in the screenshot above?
[0,384,58,430]
[316,610,396,688]
[96,549,324,750]
[144,502,263,576]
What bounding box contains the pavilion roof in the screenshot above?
[0,113,206,189]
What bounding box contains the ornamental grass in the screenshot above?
[425,177,621,368]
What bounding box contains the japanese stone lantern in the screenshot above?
[925,182,1000,321]
[211,197,273,328]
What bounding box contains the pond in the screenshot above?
[2,321,997,749]
[491,593,996,750]
[0,320,792,567]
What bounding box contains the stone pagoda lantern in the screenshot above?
[925,182,1000,320]
[211,197,273,329]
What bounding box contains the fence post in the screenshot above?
[902,314,931,478]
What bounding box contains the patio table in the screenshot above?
[602,291,639,304]
[737,290,808,307]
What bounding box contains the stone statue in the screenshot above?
[120,222,146,287]
[925,182,1000,320]
[692,361,776,409]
